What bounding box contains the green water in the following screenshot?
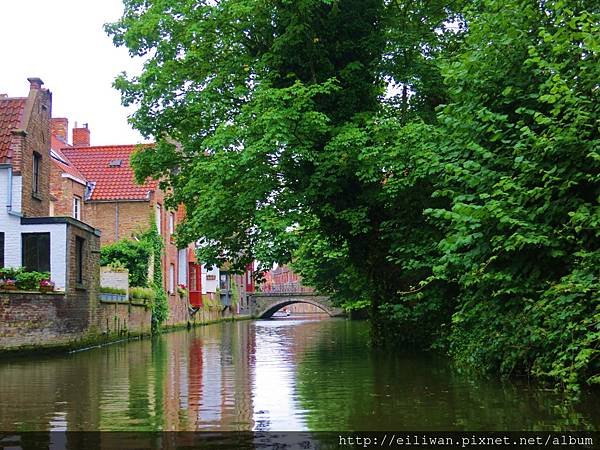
[0,318,598,431]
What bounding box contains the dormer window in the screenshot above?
[108,159,122,167]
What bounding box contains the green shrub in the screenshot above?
[129,286,156,302]
[15,271,50,290]
[99,287,127,295]
[0,267,24,280]
[0,268,50,290]
[101,239,151,286]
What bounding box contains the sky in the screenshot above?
[0,0,147,145]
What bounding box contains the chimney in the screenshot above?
[51,118,69,143]
[27,77,44,90]
[73,123,90,147]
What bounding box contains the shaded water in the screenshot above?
[0,318,598,431]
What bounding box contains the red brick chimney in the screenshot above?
[73,123,90,147]
[51,118,68,143]
[27,77,44,90]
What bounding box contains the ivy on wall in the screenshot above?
[100,224,169,331]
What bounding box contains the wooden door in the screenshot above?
[188,262,202,308]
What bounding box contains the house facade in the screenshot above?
[48,123,199,326]
[260,264,312,294]
[0,78,100,293]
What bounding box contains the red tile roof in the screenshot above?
[61,145,156,201]
[50,147,87,185]
[0,97,26,163]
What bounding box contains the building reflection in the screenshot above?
[1,318,599,441]
[0,322,257,433]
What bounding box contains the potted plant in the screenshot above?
[39,279,55,293]
[177,283,188,298]
[0,279,17,290]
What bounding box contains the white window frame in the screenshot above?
[169,263,175,294]
[73,196,82,220]
[169,212,175,235]
[155,204,162,235]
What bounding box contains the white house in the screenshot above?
[0,78,100,291]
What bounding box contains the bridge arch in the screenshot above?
[250,293,345,319]
[260,299,332,319]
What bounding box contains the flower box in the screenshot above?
[99,293,128,303]
[39,279,55,293]
[0,280,17,290]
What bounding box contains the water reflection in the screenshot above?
[0,318,598,432]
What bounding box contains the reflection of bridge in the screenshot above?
[250,293,345,319]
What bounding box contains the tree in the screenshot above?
[106,0,462,341]
[427,0,599,388]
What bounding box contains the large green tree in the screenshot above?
[107,0,598,388]
[106,0,461,341]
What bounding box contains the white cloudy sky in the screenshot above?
[0,0,148,145]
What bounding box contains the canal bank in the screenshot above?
[0,288,252,357]
[0,318,598,431]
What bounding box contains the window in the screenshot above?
[32,152,41,194]
[189,263,197,291]
[0,232,4,268]
[155,204,162,235]
[73,196,82,221]
[169,264,175,294]
[76,237,84,284]
[220,273,228,290]
[169,213,175,235]
[22,233,50,272]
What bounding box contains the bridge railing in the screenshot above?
[258,282,314,294]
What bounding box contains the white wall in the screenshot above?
[1,167,67,290]
[201,264,219,294]
[17,223,67,290]
[0,168,22,217]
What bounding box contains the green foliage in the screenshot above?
[99,287,127,295]
[426,0,600,389]
[0,268,51,291]
[101,239,151,287]
[107,0,599,390]
[143,225,169,330]
[16,271,50,291]
[0,267,23,279]
[129,286,157,302]
[99,225,169,330]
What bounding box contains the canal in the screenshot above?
[0,317,598,432]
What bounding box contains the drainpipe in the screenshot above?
[115,201,119,241]
[1,164,21,217]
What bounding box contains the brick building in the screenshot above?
[260,265,313,293]
[48,122,198,325]
[0,78,100,293]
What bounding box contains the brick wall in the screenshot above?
[96,302,151,336]
[19,86,52,218]
[153,191,190,327]
[0,221,100,350]
[0,292,86,348]
[84,201,151,246]
[0,218,156,350]
[84,196,191,327]
[49,164,86,219]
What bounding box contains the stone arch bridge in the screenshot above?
[250,293,345,318]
